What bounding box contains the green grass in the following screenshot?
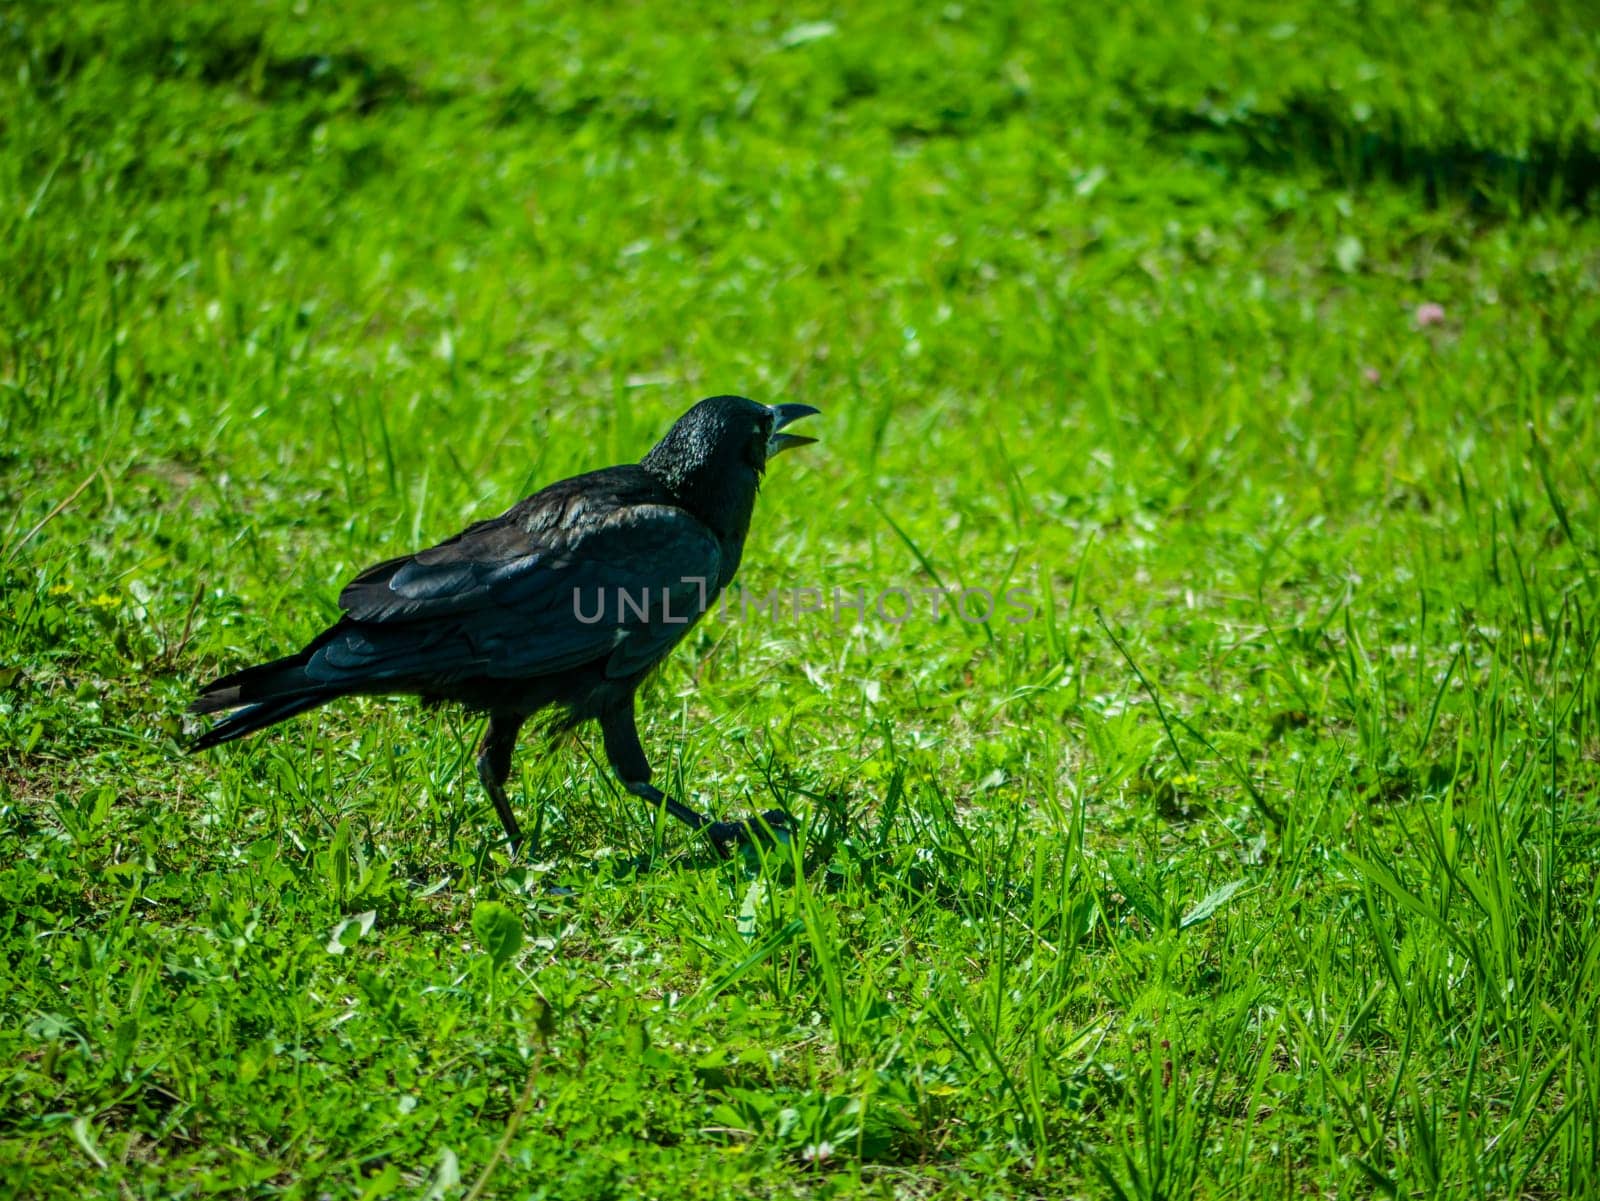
[4,0,1600,1196]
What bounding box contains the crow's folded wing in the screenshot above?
[309,504,721,685]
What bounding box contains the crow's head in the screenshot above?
[642,395,819,532]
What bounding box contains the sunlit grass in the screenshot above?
[3,1,1599,1197]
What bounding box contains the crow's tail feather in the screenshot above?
[187,647,347,752]
[188,693,335,751]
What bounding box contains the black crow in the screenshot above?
[189,395,819,855]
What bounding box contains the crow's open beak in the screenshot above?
[767,403,820,457]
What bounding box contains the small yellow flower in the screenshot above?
[48,583,72,597]
[89,592,120,610]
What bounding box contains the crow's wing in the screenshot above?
[337,516,543,623]
[309,503,721,686]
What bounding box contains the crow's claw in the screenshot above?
[705,821,744,858]
[706,809,795,857]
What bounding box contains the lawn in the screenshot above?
[4,1,1600,1197]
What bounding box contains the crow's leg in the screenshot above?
[599,698,793,857]
[476,713,527,851]
[599,698,712,831]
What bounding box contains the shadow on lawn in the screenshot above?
[1148,89,1600,215]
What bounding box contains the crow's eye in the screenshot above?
[746,426,769,464]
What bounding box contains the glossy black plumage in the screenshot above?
[188,395,819,854]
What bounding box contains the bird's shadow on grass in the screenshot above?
[374,755,1017,920]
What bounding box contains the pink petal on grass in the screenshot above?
[1414,302,1446,328]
